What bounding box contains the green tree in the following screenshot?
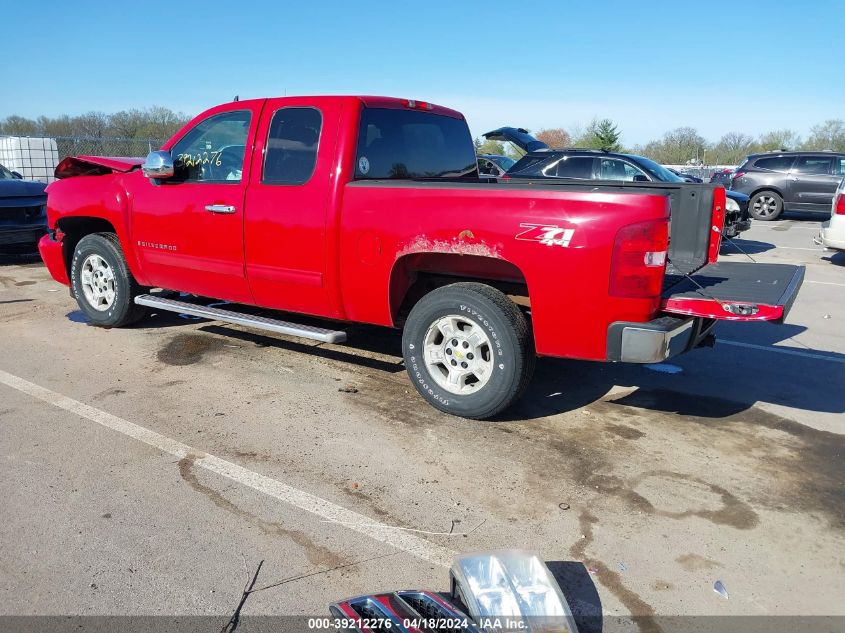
[803,119,845,151]
[640,127,706,164]
[757,129,801,151]
[592,119,621,152]
[710,132,757,165]
[0,115,39,136]
[475,137,507,156]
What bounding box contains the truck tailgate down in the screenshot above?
[661,261,804,322]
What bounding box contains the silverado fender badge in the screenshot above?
[515,223,575,247]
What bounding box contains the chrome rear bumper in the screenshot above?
[607,316,716,363]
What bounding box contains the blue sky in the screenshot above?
[1,0,842,145]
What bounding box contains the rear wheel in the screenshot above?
[402,283,534,419]
[70,233,148,327]
[749,190,783,221]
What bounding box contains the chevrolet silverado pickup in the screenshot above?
[39,96,804,418]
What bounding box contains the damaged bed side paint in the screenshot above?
[395,234,503,259]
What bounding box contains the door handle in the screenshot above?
[205,204,236,214]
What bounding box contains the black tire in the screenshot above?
[748,190,783,221]
[402,282,535,419]
[70,232,148,327]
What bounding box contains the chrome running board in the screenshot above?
[134,294,347,344]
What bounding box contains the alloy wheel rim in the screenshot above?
[80,254,116,311]
[753,195,777,217]
[423,315,494,395]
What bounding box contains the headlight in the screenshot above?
[725,197,740,213]
[451,551,579,632]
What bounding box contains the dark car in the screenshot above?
[0,163,48,252]
[710,168,735,186]
[484,127,751,238]
[667,167,703,183]
[730,151,845,220]
[477,153,516,177]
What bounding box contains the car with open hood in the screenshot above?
[484,127,751,238]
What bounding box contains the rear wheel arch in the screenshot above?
[388,252,530,326]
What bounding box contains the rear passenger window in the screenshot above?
[793,156,833,175]
[836,159,845,175]
[263,107,321,185]
[753,156,794,172]
[546,156,594,179]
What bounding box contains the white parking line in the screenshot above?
[0,369,455,567]
[719,340,845,364]
[806,280,845,287]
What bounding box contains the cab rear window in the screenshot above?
[354,108,478,179]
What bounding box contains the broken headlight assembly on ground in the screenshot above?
[330,550,579,633]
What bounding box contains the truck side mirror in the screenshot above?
[142,150,175,180]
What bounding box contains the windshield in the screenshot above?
[0,164,14,179]
[631,156,685,183]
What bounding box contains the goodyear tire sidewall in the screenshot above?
[403,291,518,418]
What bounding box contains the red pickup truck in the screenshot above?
[38,96,804,418]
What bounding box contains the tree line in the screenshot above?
[0,107,192,141]
[3,107,844,167]
[477,118,845,166]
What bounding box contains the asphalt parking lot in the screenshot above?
[1,213,843,630]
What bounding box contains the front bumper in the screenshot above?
[723,219,751,238]
[606,315,716,363]
[37,232,70,285]
[0,224,47,247]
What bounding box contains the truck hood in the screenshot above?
[0,178,47,200]
[483,127,549,153]
[54,155,144,179]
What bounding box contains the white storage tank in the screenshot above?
[0,136,60,183]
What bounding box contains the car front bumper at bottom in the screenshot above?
[606,315,716,363]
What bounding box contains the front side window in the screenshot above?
[754,156,794,172]
[170,110,251,183]
[793,156,833,174]
[544,156,595,179]
[263,107,322,185]
[355,108,478,179]
[598,158,647,181]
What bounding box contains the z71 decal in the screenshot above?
[515,224,575,247]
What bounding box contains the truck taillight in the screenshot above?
[609,218,669,298]
[708,187,726,263]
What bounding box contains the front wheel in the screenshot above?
[402,283,535,419]
[70,233,148,327]
[748,191,783,221]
